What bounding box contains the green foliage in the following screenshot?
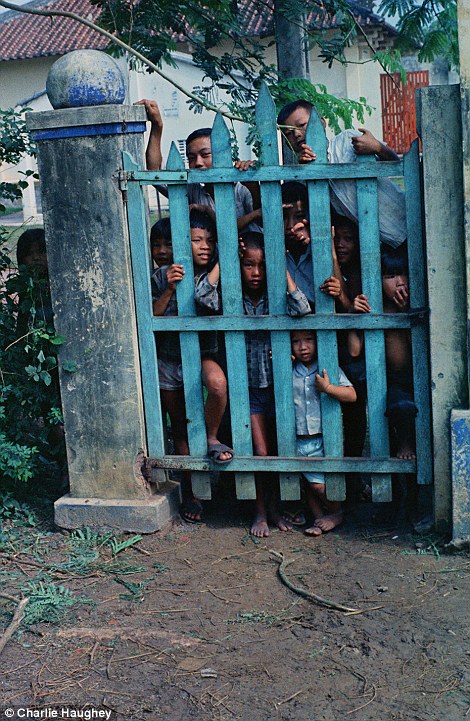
[378,0,458,69]
[20,581,92,625]
[0,109,63,498]
[0,245,66,489]
[0,492,37,526]
[0,108,36,213]
[92,0,376,138]
[109,534,143,556]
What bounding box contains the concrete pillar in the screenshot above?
[450,0,470,545]
[416,85,469,534]
[26,103,179,532]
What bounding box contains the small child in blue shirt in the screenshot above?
[291,329,356,536]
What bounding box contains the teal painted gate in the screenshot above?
[122,84,432,503]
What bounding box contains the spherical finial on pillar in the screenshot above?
[46,50,126,109]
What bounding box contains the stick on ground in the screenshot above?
[0,597,29,655]
[270,550,359,613]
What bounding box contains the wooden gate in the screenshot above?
[381,71,429,154]
[122,83,432,503]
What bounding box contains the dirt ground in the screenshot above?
[1,486,469,721]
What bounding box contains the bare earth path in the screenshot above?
[0,496,469,721]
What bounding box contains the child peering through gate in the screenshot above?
[151,208,234,524]
[348,243,417,461]
[137,99,262,233]
[277,100,406,250]
[194,231,311,537]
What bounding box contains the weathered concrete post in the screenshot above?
[416,85,469,535]
[26,50,179,532]
[450,0,470,545]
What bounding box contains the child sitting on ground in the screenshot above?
[291,329,356,535]
[151,208,234,524]
[150,217,173,269]
[349,244,417,459]
[195,231,311,537]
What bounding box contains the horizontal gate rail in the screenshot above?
[124,81,432,502]
[128,162,404,184]
[146,456,415,473]
[149,312,424,331]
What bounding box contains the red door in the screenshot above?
[380,71,429,154]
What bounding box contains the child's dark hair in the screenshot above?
[332,212,359,243]
[239,231,264,254]
[281,181,309,213]
[186,128,212,148]
[381,243,409,276]
[189,208,217,239]
[16,228,46,266]
[150,217,172,243]
[277,100,313,127]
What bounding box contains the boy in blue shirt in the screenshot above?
[292,329,356,536]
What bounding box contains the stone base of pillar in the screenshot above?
[450,409,470,546]
[54,482,181,533]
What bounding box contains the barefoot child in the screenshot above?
[195,231,311,537]
[349,244,417,459]
[151,209,233,523]
[291,329,356,535]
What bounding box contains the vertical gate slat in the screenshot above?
[122,151,165,461]
[256,83,300,500]
[306,112,346,501]
[211,114,256,499]
[356,157,392,502]
[166,143,211,498]
[404,139,432,485]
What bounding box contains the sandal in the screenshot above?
[207,443,234,464]
[180,498,204,524]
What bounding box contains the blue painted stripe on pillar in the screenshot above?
[31,122,147,141]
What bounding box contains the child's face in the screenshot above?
[151,236,173,267]
[186,137,212,169]
[382,272,409,303]
[191,227,215,270]
[334,223,358,266]
[282,107,311,153]
[282,107,326,153]
[283,201,310,252]
[22,241,48,271]
[291,330,317,365]
[240,247,266,293]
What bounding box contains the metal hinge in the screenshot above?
[118,169,134,204]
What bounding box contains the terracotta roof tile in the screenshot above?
[0,0,393,62]
[0,0,107,61]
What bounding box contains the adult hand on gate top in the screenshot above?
[297,143,317,164]
[166,264,185,290]
[135,99,163,135]
[351,128,383,156]
[352,293,371,313]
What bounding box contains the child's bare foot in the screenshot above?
[269,511,293,532]
[314,512,343,533]
[305,524,322,536]
[251,515,270,537]
[397,442,416,460]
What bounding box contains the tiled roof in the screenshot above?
[0,0,107,61]
[0,0,395,63]
[239,0,394,37]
